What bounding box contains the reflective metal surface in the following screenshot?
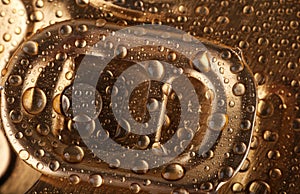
[0,0,299,194]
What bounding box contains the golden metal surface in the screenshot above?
[0,0,299,194]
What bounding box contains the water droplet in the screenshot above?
[263,130,278,142]
[243,5,254,14]
[218,166,234,181]
[201,150,214,159]
[76,0,89,7]
[75,39,87,48]
[167,51,177,61]
[35,0,44,8]
[65,71,74,80]
[59,25,73,36]
[233,142,247,154]
[0,44,4,53]
[250,136,259,149]
[254,72,266,85]
[95,19,107,27]
[19,149,29,160]
[10,110,23,123]
[137,135,150,149]
[208,113,228,130]
[3,33,11,42]
[162,163,185,181]
[195,6,209,16]
[172,188,189,194]
[69,174,81,185]
[267,150,281,160]
[108,158,120,169]
[240,158,250,172]
[132,160,149,174]
[2,0,10,5]
[230,63,244,73]
[22,87,47,115]
[248,181,271,194]
[217,16,230,24]
[130,183,141,193]
[30,11,44,22]
[221,50,232,59]
[115,45,128,58]
[240,120,252,130]
[71,115,96,137]
[199,182,213,192]
[34,149,45,158]
[55,52,67,61]
[146,60,165,80]
[232,182,244,192]
[193,51,210,72]
[36,123,50,136]
[89,174,103,187]
[22,41,39,55]
[8,75,22,86]
[294,146,300,155]
[55,10,63,18]
[232,82,246,96]
[49,160,60,171]
[269,168,282,179]
[147,98,159,112]
[36,162,44,170]
[15,131,23,139]
[63,145,84,163]
[257,99,274,118]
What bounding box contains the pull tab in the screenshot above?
[1,19,257,193]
